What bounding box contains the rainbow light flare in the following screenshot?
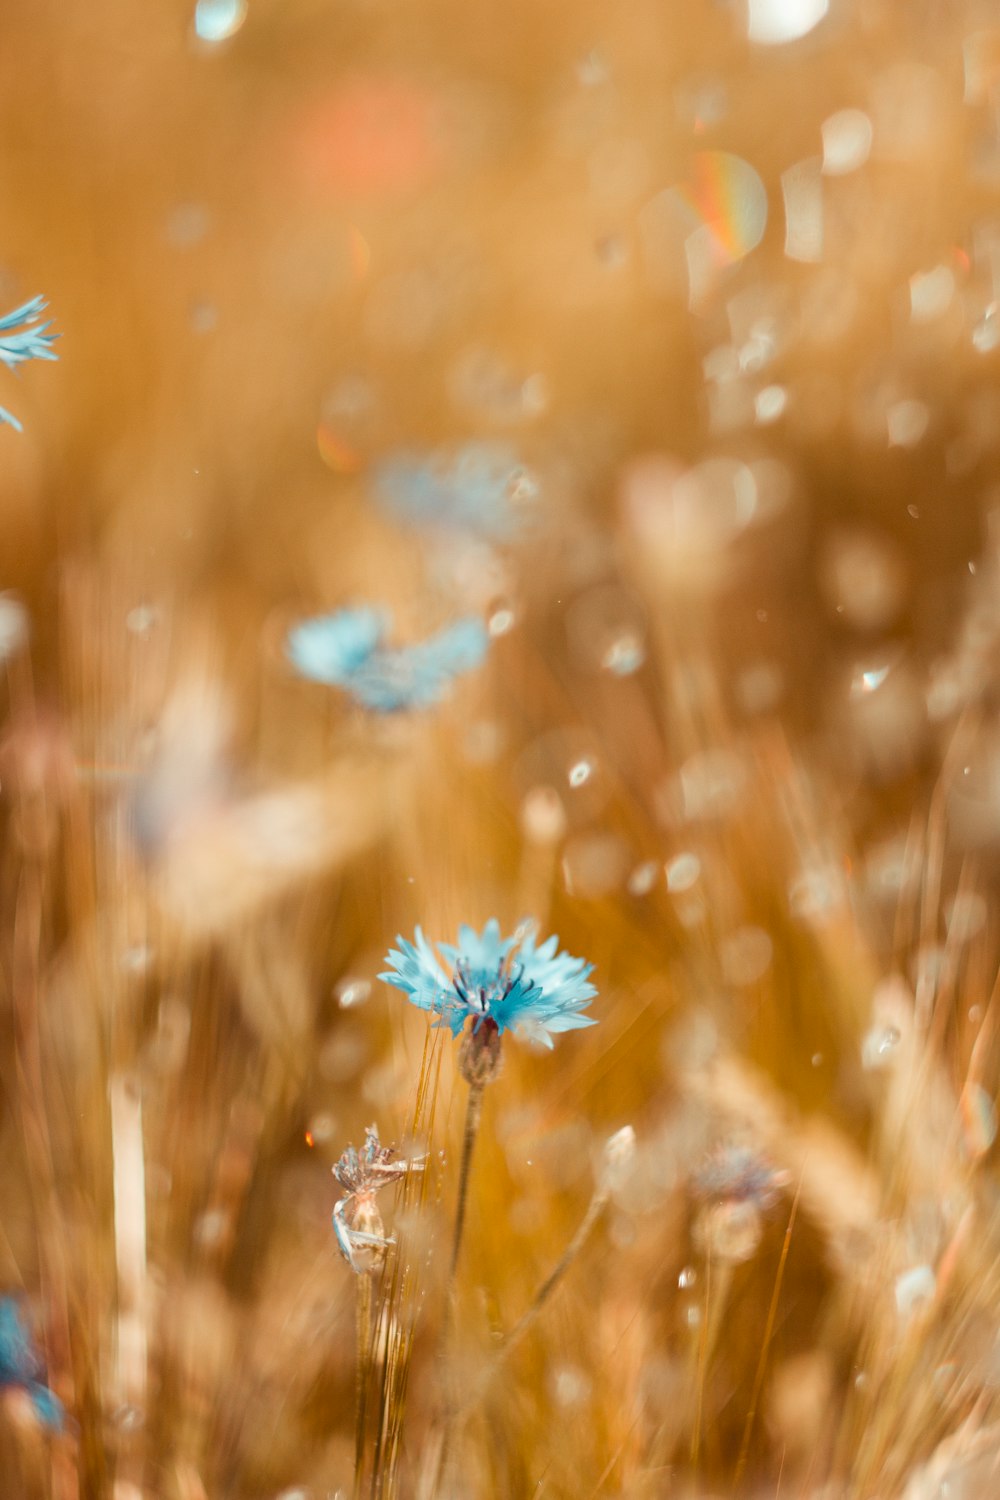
[639,151,768,307]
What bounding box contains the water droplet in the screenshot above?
[678,1265,697,1288]
[602,632,645,675]
[307,1112,337,1144]
[973,304,1000,353]
[549,1363,591,1408]
[788,863,842,923]
[909,265,955,323]
[895,1264,936,1319]
[113,1404,146,1432]
[666,852,701,892]
[627,860,659,896]
[675,748,746,821]
[461,720,506,765]
[960,1082,997,1159]
[126,604,159,636]
[562,832,629,899]
[755,384,787,424]
[821,109,873,175]
[747,0,828,45]
[488,605,516,637]
[506,466,540,507]
[819,529,907,631]
[335,978,371,1010]
[193,1208,229,1247]
[719,926,773,985]
[121,945,153,975]
[811,1052,823,1067]
[887,399,930,449]
[862,1024,901,1070]
[520,786,567,845]
[193,0,247,43]
[568,758,594,788]
[685,1303,702,1328]
[851,663,892,697]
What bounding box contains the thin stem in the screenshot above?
[449,1175,612,1430]
[447,1080,484,1286]
[503,1181,609,1357]
[435,1079,485,1495]
[733,1191,800,1494]
[354,1271,374,1500]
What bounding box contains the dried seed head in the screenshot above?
[601,1125,637,1191]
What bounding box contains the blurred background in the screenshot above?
[2,0,1000,1496]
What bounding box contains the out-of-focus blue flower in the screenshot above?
[0,297,59,432]
[0,1298,63,1430]
[380,919,597,1048]
[373,443,538,539]
[287,606,488,712]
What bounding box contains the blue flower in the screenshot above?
[287,607,488,712]
[0,1298,63,1430]
[380,919,597,1048]
[373,443,538,539]
[0,297,59,433]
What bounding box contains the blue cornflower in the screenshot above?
[380,919,597,1049]
[373,442,538,539]
[287,606,488,712]
[0,297,59,433]
[0,1298,63,1430]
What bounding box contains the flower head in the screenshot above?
[0,297,59,433]
[287,606,487,712]
[284,600,488,711]
[373,442,538,539]
[692,1143,787,1212]
[0,1297,63,1429]
[380,919,597,1050]
[691,1143,790,1265]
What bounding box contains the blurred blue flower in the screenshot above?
[287,606,487,712]
[0,1298,63,1430]
[380,919,597,1048]
[373,442,537,539]
[0,297,59,433]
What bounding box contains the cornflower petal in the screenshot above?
[0,297,59,432]
[0,1298,62,1430]
[382,919,597,1047]
[373,441,535,539]
[287,608,487,712]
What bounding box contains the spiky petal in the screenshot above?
[287,606,487,712]
[381,920,597,1049]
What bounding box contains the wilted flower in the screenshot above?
[287,606,487,712]
[0,1297,63,1430]
[380,919,597,1052]
[0,297,59,432]
[332,1124,422,1274]
[373,442,537,539]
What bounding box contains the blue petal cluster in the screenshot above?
[0,1298,63,1429]
[381,919,597,1048]
[287,606,488,712]
[373,442,537,539]
[0,297,59,433]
